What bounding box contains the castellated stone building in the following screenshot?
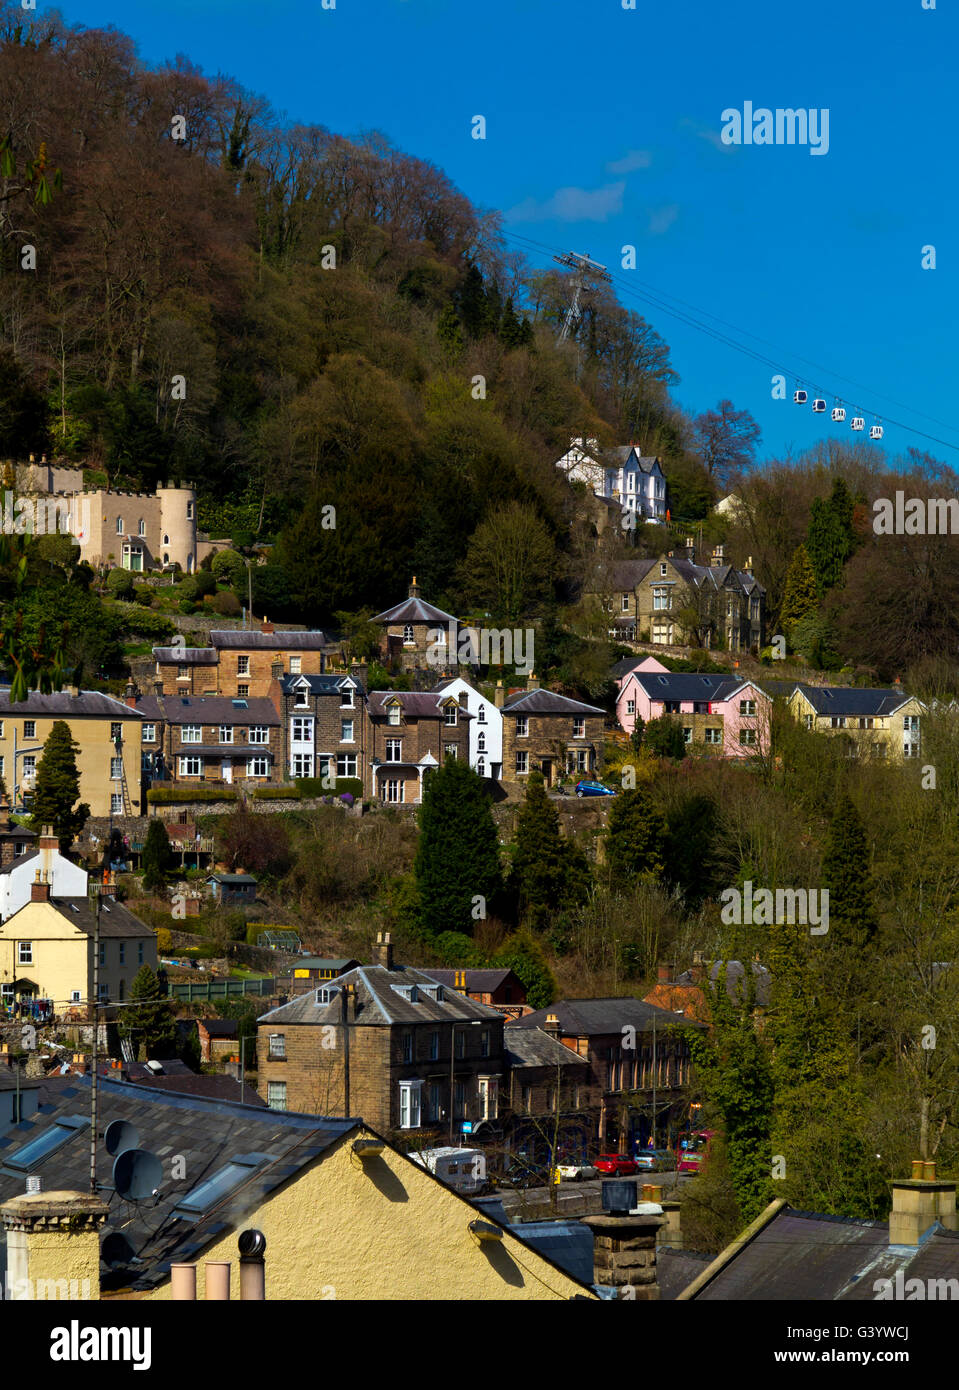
[12,456,203,573]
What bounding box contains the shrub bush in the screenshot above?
[105,568,135,600]
[118,607,175,639]
[210,589,242,617]
[211,548,247,588]
[133,585,154,606]
[156,927,173,952]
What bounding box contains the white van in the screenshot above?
[410,1146,488,1196]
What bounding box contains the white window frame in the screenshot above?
[572,717,586,738]
[219,725,234,744]
[385,778,404,804]
[247,757,269,777]
[289,656,302,674]
[249,725,269,745]
[181,725,202,744]
[385,739,402,763]
[17,941,32,965]
[291,753,313,778]
[516,716,529,738]
[444,705,458,726]
[399,1079,422,1129]
[267,1081,287,1112]
[23,721,36,739]
[739,700,756,716]
[516,751,529,775]
[179,756,202,776]
[268,1033,286,1059]
[387,705,401,726]
[340,719,354,743]
[110,757,123,780]
[142,724,156,743]
[111,793,123,815]
[337,754,357,778]
[291,716,313,744]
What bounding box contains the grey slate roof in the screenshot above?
[793,683,916,717]
[131,1073,267,1107]
[372,596,458,625]
[672,960,773,1008]
[209,873,257,886]
[0,688,145,718]
[259,964,504,1027]
[133,695,280,725]
[689,1205,959,1301]
[0,1074,357,1291]
[367,691,471,720]
[657,1246,712,1299]
[211,630,333,649]
[287,956,359,971]
[503,1026,589,1070]
[22,895,156,940]
[509,1219,596,1286]
[602,447,664,475]
[0,847,40,876]
[501,689,605,716]
[630,672,766,703]
[516,997,697,1037]
[196,1019,239,1036]
[152,647,218,665]
[280,674,364,696]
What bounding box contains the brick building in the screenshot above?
[422,968,529,1018]
[275,671,366,784]
[256,934,506,1138]
[514,999,702,1151]
[500,681,605,787]
[372,578,458,674]
[366,691,470,804]
[132,693,281,791]
[152,619,334,698]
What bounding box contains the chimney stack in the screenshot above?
[124,679,138,708]
[408,575,420,599]
[453,970,468,995]
[494,680,505,710]
[544,1013,561,1039]
[526,672,541,692]
[30,870,50,903]
[889,1161,957,1246]
[261,616,274,635]
[657,963,671,983]
[690,951,706,984]
[711,544,725,569]
[581,1208,663,1300]
[1,1191,110,1300]
[373,931,394,971]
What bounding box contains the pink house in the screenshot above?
[615,665,770,758]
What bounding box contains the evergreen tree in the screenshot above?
[821,795,880,949]
[499,296,524,349]
[629,716,645,756]
[457,265,491,338]
[141,819,172,893]
[414,758,503,934]
[118,965,177,1059]
[606,787,666,883]
[642,715,687,760]
[662,792,721,907]
[778,544,819,636]
[806,477,857,595]
[508,771,591,929]
[518,315,535,348]
[492,929,557,1010]
[29,719,89,851]
[436,302,464,356]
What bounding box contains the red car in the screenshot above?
[594,1153,639,1176]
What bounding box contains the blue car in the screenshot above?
[575,780,616,798]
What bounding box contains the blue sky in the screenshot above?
[50,0,958,465]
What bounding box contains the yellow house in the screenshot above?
[787,684,924,762]
[0,881,157,1018]
[0,1077,597,1301]
[0,687,145,817]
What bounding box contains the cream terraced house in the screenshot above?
[0,877,157,1019]
[787,684,924,761]
[0,688,145,817]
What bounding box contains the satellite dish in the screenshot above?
[101,1231,136,1268]
[104,1120,140,1157]
[113,1148,163,1202]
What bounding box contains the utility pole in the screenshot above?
[552,251,611,344]
[89,882,101,1196]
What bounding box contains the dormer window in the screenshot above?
[444,705,457,726]
[316,985,341,1005]
[392,983,419,1004]
[340,685,354,708]
[295,685,309,708]
[387,704,401,726]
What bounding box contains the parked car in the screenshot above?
[555,1161,599,1182]
[594,1153,639,1176]
[575,780,617,798]
[635,1149,677,1172]
[494,1158,549,1190]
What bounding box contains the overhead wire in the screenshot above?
[501,228,959,455]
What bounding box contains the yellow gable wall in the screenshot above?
[140,1128,595,1302]
[0,900,156,1006]
[0,714,143,817]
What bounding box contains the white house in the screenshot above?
[0,827,87,921]
[433,678,502,780]
[555,437,666,524]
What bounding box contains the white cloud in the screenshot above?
[505,181,626,224]
[605,149,653,175]
[648,203,680,236]
[680,117,736,153]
